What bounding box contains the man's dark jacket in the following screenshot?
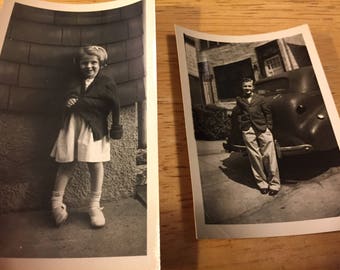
[62,73,122,141]
[232,93,273,133]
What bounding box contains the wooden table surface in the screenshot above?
[157,1,340,269]
[3,0,340,269]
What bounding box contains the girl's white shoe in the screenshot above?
[89,207,105,228]
[52,203,68,226]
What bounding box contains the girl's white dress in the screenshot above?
[50,79,110,163]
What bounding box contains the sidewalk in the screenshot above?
[196,140,340,224]
[0,197,146,258]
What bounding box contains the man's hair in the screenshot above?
[241,77,254,84]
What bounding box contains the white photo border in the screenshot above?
[0,0,159,269]
[175,24,340,239]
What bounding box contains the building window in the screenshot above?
[255,40,286,78]
[264,54,285,77]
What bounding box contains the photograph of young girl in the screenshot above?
[50,45,123,228]
[0,0,159,269]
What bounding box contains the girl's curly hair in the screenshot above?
[78,45,108,66]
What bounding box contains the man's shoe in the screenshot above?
[260,188,268,195]
[269,189,279,196]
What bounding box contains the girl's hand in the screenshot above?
[66,98,78,108]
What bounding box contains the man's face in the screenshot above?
[242,80,254,96]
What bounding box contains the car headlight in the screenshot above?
[317,114,325,120]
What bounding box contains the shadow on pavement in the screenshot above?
[221,149,340,186]
[0,198,146,258]
[220,152,258,189]
[278,149,340,183]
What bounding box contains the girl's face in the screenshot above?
[79,55,101,79]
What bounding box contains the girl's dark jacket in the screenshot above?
[62,73,122,141]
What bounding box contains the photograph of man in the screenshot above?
[231,78,280,196]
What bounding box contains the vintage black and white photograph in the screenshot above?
[175,25,340,238]
[0,0,159,269]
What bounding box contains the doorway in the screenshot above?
[213,58,253,100]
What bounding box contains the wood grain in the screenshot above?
[157,2,340,270]
[2,0,340,269]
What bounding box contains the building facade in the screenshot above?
[185,34,311,109]
[0,2,145,212]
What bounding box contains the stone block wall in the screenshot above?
[0,1,144,212]
[201,42,265,70]
[199,41,265,102]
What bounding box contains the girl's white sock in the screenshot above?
[89,191,102,208]
[51,191,65,208]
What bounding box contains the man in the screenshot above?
[232,77,280,195]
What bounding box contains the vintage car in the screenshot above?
[224,66,338,157]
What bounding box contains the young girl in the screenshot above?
[50,46,122,228]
